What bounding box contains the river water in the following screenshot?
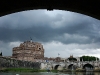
[0,72,100,75]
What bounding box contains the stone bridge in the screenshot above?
[41,61,100,70]
[1,56,100,70]
[0,0,100,20]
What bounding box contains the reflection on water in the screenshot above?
[0,72,100,75]
[0,72,60,75]
[76,72,100,75]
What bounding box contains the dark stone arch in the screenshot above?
[0,0,100,20]
[68,64,74,70]
[83,64,94,69]
[68,64,77,70]
[54,65,60,70]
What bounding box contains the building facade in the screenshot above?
[12,40,44,62]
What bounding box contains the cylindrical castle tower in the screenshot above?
[12,40,44,62]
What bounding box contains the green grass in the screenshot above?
[1,68,39,72]
[0,68,58,73]
[51,70,58,73]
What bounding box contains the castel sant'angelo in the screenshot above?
[12,40,44,62]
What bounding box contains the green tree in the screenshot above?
[68,58,77,61]
[80,56,99,61]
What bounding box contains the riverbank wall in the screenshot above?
[0,56,41,69]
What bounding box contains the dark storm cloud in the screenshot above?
[0,10,100,44]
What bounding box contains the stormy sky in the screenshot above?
[0,9,100,58]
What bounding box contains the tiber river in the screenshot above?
[0,72,100,75]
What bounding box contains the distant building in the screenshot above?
[69,55,73,58]
[12,40,44,62]
[55,57,61,62]
[67,55,77,61]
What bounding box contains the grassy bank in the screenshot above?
[1,68,100,73]
[60,69,100,72]
[0,68,58,73]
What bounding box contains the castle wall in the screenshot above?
[12,41,44,62]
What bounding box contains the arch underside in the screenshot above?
[68,64,77,70]
[83,64,94,69]
[0,0,100,20]
[54,65,60,70]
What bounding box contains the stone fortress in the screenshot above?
[12,40,44,62]
[11,40,69,62]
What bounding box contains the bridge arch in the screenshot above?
[68,64,77,70]
[0,1,100,20]
[54,64,60,70]
[83,63,94,69]
[68,64,73,70]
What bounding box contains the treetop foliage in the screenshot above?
[80,55,99,61]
